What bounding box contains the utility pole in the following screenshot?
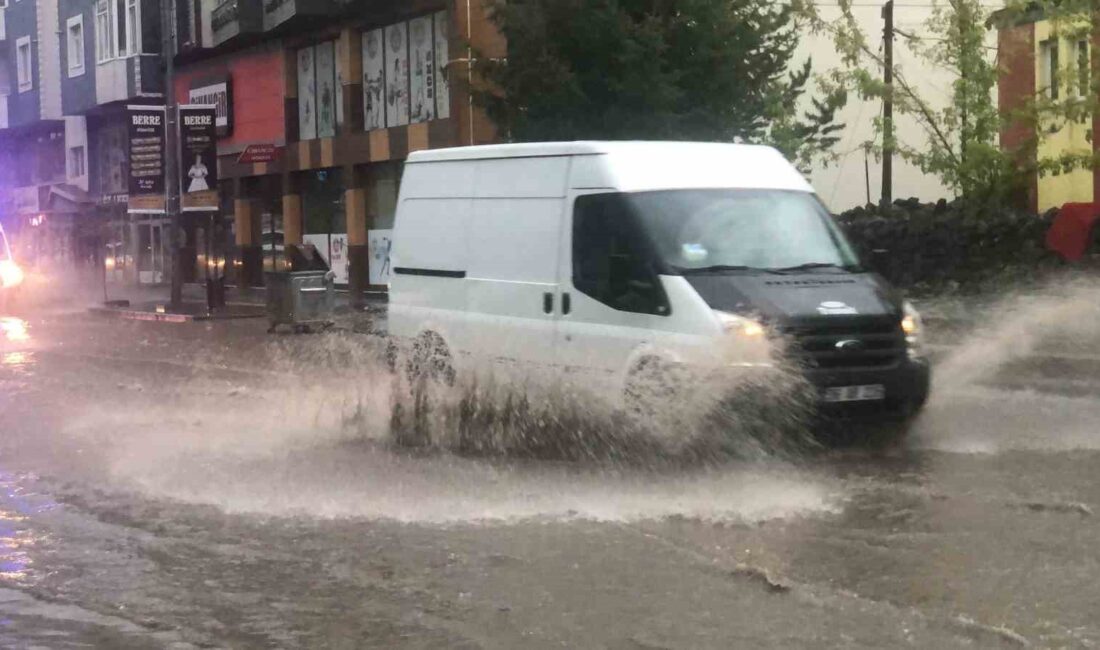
[881,0,894,208]
[160,0,182,309]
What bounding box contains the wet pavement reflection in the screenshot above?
[0,309,1099,647]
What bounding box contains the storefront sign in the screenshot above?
[127,106,167,214]
[303,233,349,285]
[368,229,393,286]
[236,144,281,164]
[178,105,220,212]
[188,77,233,137]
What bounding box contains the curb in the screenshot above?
[88,307,266,323]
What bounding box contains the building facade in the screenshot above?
[997,8,1097,213]
[174,0,503,301]
[0,0,501,296]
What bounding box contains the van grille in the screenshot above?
[780,319,905,370]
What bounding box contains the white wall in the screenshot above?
[65,116,88,191]
[797,4,959,211]
[37,0,62,120]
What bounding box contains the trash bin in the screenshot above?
[206,275,226,310]
[265,270,336,333]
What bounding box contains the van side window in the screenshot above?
[573,194,670,316]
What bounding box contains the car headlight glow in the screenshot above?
[902,301,923,357]
[0,260,24,289]
[714,310,766,339]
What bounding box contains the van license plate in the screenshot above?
[823,384,885,403]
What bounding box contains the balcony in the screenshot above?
[262,0,337,32]
[212,0,263,47]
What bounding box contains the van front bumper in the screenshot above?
[804,356,931,420]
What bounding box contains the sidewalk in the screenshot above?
[90,281,388,332]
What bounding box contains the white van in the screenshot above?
[390,142,930,420]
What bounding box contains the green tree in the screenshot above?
[796,0,1019,205]
[473,0,846,171]
[797,0,1100,207]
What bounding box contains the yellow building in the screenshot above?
[998,10,1096,212]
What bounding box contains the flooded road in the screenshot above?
[3,301,1100,648]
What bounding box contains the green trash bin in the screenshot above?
[265,270,335,333]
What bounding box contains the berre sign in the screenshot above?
[178,105,220,212]
[128,106,167,214]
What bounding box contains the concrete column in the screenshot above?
[345,165,370,307]
[456,0,506,146]
[235,196,263,287]
[338,28,364,135]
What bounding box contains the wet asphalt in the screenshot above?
[3,289,1100,649]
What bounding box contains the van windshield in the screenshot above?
[623,189,860,274]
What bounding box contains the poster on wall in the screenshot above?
[302,233,350,285]
[316,41,337,138]
[434,11,451,120]
[363,28,386,131]
[178,105,220,212]
[409,15,435,124]
[368,229,393,286]
[385,22,410,128]
[297,47,317,141]
[127,105,167,214]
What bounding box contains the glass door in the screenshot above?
[137,220,166,285]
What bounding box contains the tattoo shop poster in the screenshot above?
[363,28,386,131]
[409,15,434,124]
[434,11,451,119]
[385,22,410,128]
[297,47,317,141]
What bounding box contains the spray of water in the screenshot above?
[914,277,1100,452]
[58,331,836,525]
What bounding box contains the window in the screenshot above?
[116,0,127,56]
[1041,40,1060,100]
[572,194,670,316]
[16,36,32,93]
[96,0,114,62]
[1078,40,1090,98]
[69,146,86,178]
[127,0,140,55]
[67,15,85,77]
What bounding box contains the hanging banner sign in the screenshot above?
[178,104,220,212]
[127,105,167,214]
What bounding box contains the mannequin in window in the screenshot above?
[188,155,210,193]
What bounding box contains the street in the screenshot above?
[2,292,1100,649]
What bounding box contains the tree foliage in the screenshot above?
[473,0,846,171]
[796,0,1100,207]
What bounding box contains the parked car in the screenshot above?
[389,142,930,424]
[0,223,25,310]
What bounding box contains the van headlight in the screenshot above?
[901,301,923,358]
[714,310,766,339]
[0,260,24,289]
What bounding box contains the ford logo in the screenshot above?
[835,339,865,352]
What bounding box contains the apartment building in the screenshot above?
[997,7,1096,212]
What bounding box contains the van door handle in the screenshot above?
[543,292,554,314]
[562,292,572,315]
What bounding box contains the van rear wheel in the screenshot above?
[406,332,456,387]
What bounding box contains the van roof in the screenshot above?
[409,141,780,163]
[407,141,812,194]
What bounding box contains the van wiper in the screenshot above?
[675,265,782,275]
[770,262,864,274]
